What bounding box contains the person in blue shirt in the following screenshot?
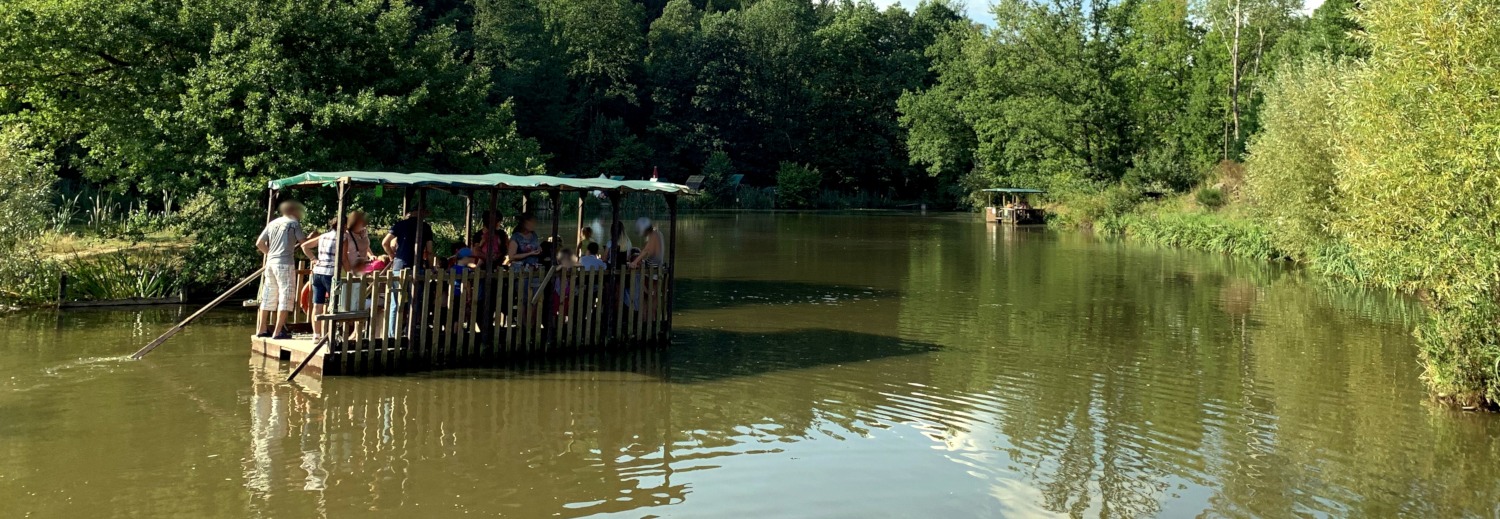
[578,242,607,271]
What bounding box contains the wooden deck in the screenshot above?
[250,335,329,374]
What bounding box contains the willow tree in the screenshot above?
[1335,0,1500,406]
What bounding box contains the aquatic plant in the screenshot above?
[61,250,185,301]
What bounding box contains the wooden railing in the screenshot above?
[321,265,671,374]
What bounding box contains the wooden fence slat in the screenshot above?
[466,269,481,360]
[505,268,517,354]
[438,270,450,367]
[591,269,603,347]
[490,269,503,359]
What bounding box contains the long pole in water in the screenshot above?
[131,267,266,359]
[286,335,331,381]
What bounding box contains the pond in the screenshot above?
[3,212,1498,517]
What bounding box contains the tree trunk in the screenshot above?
[1230,0,1242,149]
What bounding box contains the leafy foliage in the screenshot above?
[1244,58,1349,261]
[1332,0,1500,406]
[775,162,821,209]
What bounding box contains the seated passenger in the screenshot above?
[578,242,607,271]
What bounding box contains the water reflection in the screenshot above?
[5,214,1500,518]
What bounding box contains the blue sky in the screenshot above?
[869,0,1325,27]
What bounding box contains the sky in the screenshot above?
[867,0,1325,27]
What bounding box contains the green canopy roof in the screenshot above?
[980,188,1045,194]
[269,171,694,194]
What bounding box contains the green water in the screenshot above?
[3,213,1498,518]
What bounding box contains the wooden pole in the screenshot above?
[550,189,561,242]
[608,192,621,265]
[286,335,331,381]
[407,189,427,339]
[132,267,266,359]
[463,189,474,247]
[665,194,678,336]
[330,180,347,318]
[576,192,585,250]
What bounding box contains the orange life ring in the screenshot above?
[299,281,313,313]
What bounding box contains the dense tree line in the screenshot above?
[897,0,1361,201]
[3,0,1363,210]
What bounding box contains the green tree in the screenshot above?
[775,161,822,208]
[1194,0,1299,159]
[1243,57,1349,262]
[1334,0,1500,406]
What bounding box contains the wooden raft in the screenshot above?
[250,265,672,376]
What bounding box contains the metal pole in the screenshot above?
[606,191,622,340]
[665,194,678,337]
[548,189,561,349]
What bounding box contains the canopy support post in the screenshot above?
[463,189,474,247]
[406,188,427,339]
[575,192,585,249]
[549,189,561,350]
[608,192,621,265]
[549,189,561,244]
[665,194,678,339]
[607,191,622,341]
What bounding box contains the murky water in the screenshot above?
[3,213,1499,518]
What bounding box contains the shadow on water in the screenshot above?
[406,327,939,385]
[672,278,895,311]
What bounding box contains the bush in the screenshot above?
[176,179,268,287]
[1244,58,1350,262]
[1059,184,1142,232]
[697,151,737,207]
[0,124,55,249]
[1127,142,1200,192]
[62,250,185,301]
[1195,187,1226,210]
[775,162,822,209]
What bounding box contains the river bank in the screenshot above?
[1047,185,1497,410]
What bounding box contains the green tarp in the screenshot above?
[269,171,694,194]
